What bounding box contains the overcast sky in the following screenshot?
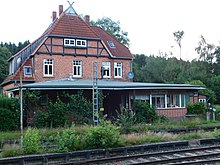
[1,0,220,61]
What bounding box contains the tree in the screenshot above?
[0,47,12,82]
[173,30,184,60]
[91,17,130,47]
[195,35,215,63]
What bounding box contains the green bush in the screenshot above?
[56,127,80,152]
[23,128,42,154]
[34,111,49,128]
[134,101,158,123]
[115,107,136,134]
[65,91,93,124]
[187,102,206,114]
[1,144,23,158]
[83,121,120,149]
[47,97,69,128]
[0,95,19,131]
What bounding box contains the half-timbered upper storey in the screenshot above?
[2,4,133,93]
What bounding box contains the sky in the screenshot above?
[1,0,220,61]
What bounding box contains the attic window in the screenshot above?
[76,39,86,47]
[64,39,75,46]
[24,66,32,76]
[108,41,115,48]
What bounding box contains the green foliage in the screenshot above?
[56,127,80,152]
[47,97,69,128]
[0,47,11,82]
[83,122,120,149]
[65,91,93,125]
[0,41,30,82]
[212,128,220,138]
[1,144,23,158]
[115,107,136,134]
[0,95,19,131]
[134,101,158,123]
[180,117,202,128]
[23,128,42,154]
[34,111,49,128]
[90,17,130,47]
[34,91,93,128]
[187,102,206,115]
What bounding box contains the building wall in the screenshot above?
[33,37,132,82]
[157,108,187,120]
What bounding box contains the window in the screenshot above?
[24,66,32,76]
[114,62,122,78]
[152,95,165,108]
[9,59,15,75]
[40,95,48,106]
[167,94,185,108]
[102,62,111,78]
[44,59,53,77]
[73,60,82,77]
[108,41,115,48]
[199,99,206,103]
[76,39,86,47]
[64,39,75,46]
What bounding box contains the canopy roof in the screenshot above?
[8,78,205,91]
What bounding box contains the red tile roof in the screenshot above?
[47,13,99,39]
[91,26,133,59]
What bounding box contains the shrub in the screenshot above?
[23,128,42,154]
[34,110,49,128]
[134,101,158,123]
[115,107,136,134]
[47,97,69,128]
[65,91,93,125]
[1,144,23,158]
[83,121,120,149]
[0,95,19,131]
[56,127,80,152]
[212,128,220,138]
[187,102,206,115]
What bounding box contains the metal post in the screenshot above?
[20,67,23,145]
[17,57,23,145]
[92,61,99,125]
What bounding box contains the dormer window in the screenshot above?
[24,66,32,76]
[108,41,115,48]
[64,38,86,48]
[64,39,75,46]
[76,39,86,47]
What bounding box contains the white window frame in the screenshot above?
[114,62,122,78]
[24,66,32,76]
[150,93,186,109]
[108,41,115,48]
[9,59,15,75]
[73,60,82,77]
[76,39,87,47]
[102,62,111,78]
[43,59,53,77]
[64,38,75,46]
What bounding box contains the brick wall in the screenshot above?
[34,54,131,82]
[33,37,132,82]
[157,108,187,120]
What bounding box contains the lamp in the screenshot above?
[17,57,23,145]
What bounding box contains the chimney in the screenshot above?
[84,15,90,25]
[59,5,63,16]
[52,11,57,22]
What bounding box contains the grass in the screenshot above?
[1,118,220,158]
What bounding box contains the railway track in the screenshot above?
[63,145,220,165]
[1,138,220,164]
